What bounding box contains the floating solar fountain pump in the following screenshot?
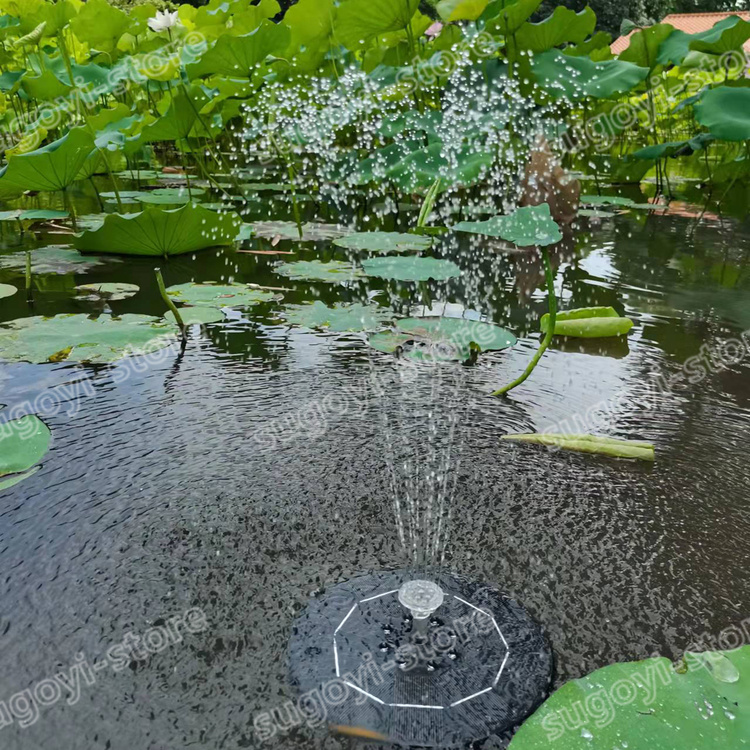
[289,570,553,747]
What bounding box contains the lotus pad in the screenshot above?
[453,204,562,247]
[275,260,365,282]
[360,256,461,281]
[0,414,50,489]
[333,232,432,253]
[369,317,516,361]
[0,314,177,364]
[166,282,277,308]
[282,301,391,332]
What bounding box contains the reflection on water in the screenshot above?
[0,188,749,748]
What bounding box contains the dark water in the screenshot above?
[1,180,749,749]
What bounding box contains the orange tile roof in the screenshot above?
[611,12,750,55]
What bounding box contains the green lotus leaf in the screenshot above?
[113,170,161,180]
[361,256,461,281]
[69,0,130,54]
[618,23,675,71]
[251,221,347,241]
[20,68,71,101]
[186,21,291,78]
[0,313,177,364]
[0,69,23,93]
[515,7,596,53]
[507,646,750,749]
[453,204,562,247]
[579,194,635,206]
[0,467,40,491]
[166,282,276,308]
[0,414,50,486]
[0,128,95,198]
[0,245,119,274]
[0,208,69,221]
[282,301,391,332]
[370,316,516,362]
[334,0,419,50]
[275,260,364,282]
[128,86,210,146]
[284,0,334,72]
[657,15,748,65]
[578,208,615,218]
[632,134,715,160]
[540,306,634,338]
[0,15,20,40]
[690,16,750,56]
[436,0,489,22]
[334,232,432,254]
[239,182,289,192]
[0,282,17,299]
[73,204,242,257]
[115,188,206,205]
[385,141,493,192]
[564,30,612,57]
[75,282,140,301]
[501,433,654,460]
[480,0,543,36]
[695,87,750,142]
[532,50,649,100]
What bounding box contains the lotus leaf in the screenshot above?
[695,87,750,142]
[579,195,635,206]
[166,282,276,309]
[0,246,120,274]
[515,7,596,53]
[369,316,516,362]
[75,283,140,301]
[618,23,675,71]
[532,50,649,100]
[334,0,419,50]
[0,128,95,198]
[507,646,750,749]
[481,0,543,36]
[251,221,347,241]
[0,313,177,364]
[0,283,16,299]
[334,232,432,254]
[69,0,130,54]
[0,414,50,488]
[186,21,291,78]
[282,301,391,332]
[275,260,364,282]
[73,204,242,257]
[0,209,69,221]
[361,256,461,281]
[453,204,562,246]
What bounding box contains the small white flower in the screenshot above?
[148,10,180,33]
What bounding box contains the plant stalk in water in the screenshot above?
[155,268,186,341]
[492,247,556,396]
[25,249,32,303]
[417,178,441,228]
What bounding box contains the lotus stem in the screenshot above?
[155,268,186,341]
[25,249,32,302]
[492,247,556,396]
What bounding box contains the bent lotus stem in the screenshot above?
[492,247,556,396]
[155,268,186,341]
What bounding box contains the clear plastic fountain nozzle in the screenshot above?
[398,580,444,624]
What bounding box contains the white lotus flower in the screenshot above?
[148,10,180,33]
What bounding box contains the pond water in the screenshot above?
[1,178,749,749]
